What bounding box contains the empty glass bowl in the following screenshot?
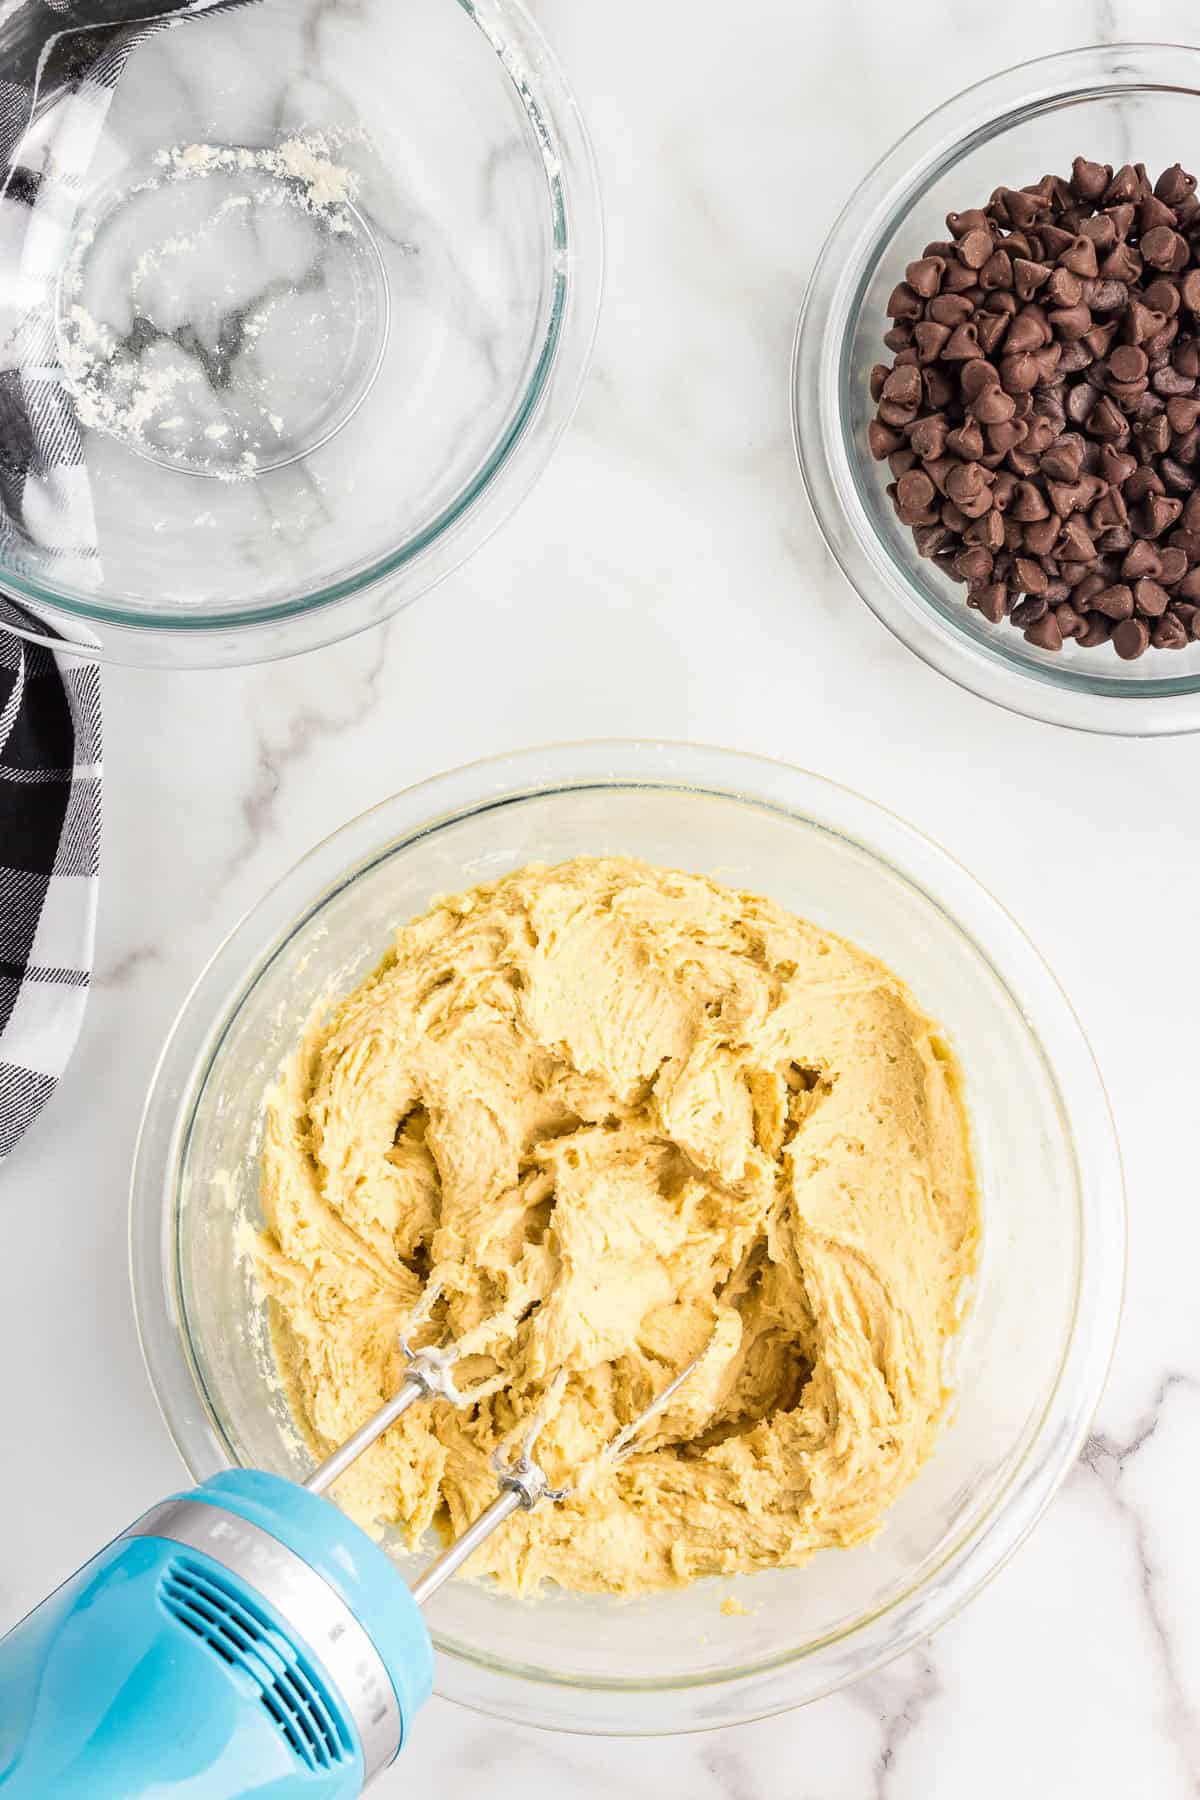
[130,742,1124,1733]
[794,43,1200,733]
[0,0,601,665]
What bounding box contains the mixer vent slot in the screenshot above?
[159,1555,352,1773]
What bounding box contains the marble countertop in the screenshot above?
[3,0,1199,1794]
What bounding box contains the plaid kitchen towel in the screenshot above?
[0,593,99,1158]
[0,0,247,1156]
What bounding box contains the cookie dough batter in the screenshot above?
[254,857,978,1596]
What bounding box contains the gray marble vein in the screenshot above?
[1081,1375,1200,1792]
[223,617,392,883]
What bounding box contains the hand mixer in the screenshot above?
[0,1327,709,1798]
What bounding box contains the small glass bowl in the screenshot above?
[130,742,1124,1734]
[0,0,600,667]
[793,43,1200,734]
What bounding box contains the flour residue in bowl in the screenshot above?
[57,129,367,476]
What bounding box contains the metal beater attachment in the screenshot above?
[304,1339,474,1497]
[302,1329,715,1605]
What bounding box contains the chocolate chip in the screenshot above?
[1011,257,1049,300]
[1171,527,1200,561]
[999,351,1041,393]
[1049,302,1092,340]
[1013,555,1049,594]
[1151,611,1189,647]
[980,249,1014,290]
[967,508,1006,552]
[1121,540,1160,579]
[1022,516,1060,556]
[1153,364,1197,397]
[971,386,1017,424]
[1133,576,1170,616]
[1143,225,1189,270]
[1089,486,1128,529]
[1157,545,1189,584]
[1139,193,1178,234]
[1057,235,1098,278]
[913,321,952,363]
[1071,611,1106,647]
[1044,479,1084,516]
[1072,157,1110,202]
[1055,601,1087,638]
[906,256,946,298]
[882,366,921,406]
[886,283,923,320]
[970,582,1008,621]
[1024,611,1064,650]
[955,546,994,581]
[1007,479,1048,520]
[1057,516,1097,561]
[1156,163,1197,204]
[897,469,937,514]
[1088,394,1127,437]
[1113,615,1151,658]
[1105,165,1141,206]
[1136,493,1183,537]
[956,227,995,270]
[1167,395,1200,432]
[1003,310,1045,355]
[1037,443,1078,484]
[942,322,982,360]
[945,418,985,460]
[1160,455,1197,493]
[1083,212,1120,252]
[988,418,1027,454]
[928,293,974,327]
[1092,583,1135,619]
[1108,343,1149,383]
[976,312,1010,355]
[912,524,948,557]
[909,414,948,459]
[1096,279,1134,312]
[1065,381,1100,425]
[1145,278,1183,318]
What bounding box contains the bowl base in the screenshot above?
[54,138,390,482]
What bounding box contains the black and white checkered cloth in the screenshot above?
[0,0,245,1157]
[0,594,99,1157]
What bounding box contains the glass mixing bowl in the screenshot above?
[0,0,600,667]
[130,742,1124,1732]
[794,43,1200,734]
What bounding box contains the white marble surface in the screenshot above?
[4,0,1200,1793]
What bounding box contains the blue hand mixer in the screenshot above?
[0,1338,706,1797]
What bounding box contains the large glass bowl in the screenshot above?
[794,43,1200,734]
[0,0,600,667]
[130,742,1124,1733]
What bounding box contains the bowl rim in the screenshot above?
[128,739,1126,1732]
[793,40,1200,736]
[0,0,603,655]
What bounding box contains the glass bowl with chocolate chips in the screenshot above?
[793,42,1200,733]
